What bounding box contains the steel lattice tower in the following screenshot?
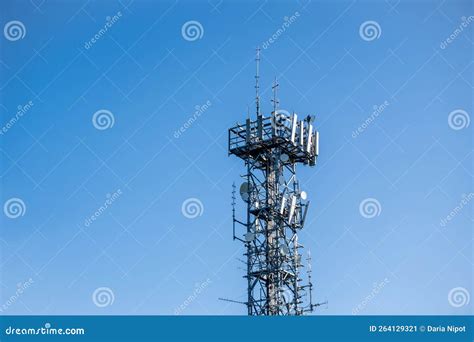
[227,49,323,315]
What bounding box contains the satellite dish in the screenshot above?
[280,154,289,163]
[239,182,253,202]
[244,232,255,242]
[300,191,307,200]
[280,245,290,255]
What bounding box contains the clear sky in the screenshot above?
[0,0,472,315]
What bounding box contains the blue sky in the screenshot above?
[0,0,472,315]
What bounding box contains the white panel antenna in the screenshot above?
[288,195,297,224]
[314,131,319,156]
[306,124,313,153]
[279,196,287,215]
[299,121,304,147]
[290,113,298,144]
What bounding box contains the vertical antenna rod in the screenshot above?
[307,250,314,310]
[232,182,236,240]
[271,77,279,115]
[255,47,261,117]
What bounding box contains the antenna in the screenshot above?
[255,47,261,117]
[218,297,247,306]
[271,77,279,115]
[307,250,314,310]
[305,249,328,313]
[232,182,236,208]
[232,182,236,240]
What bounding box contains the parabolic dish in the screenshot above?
[280,245,290,255]
[244,232,255,242]
[239,182,253,202]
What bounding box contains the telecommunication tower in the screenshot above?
[227,49,323,315]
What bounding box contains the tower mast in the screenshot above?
[228,51,321,315]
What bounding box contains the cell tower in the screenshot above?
[227,48,323,315]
